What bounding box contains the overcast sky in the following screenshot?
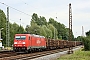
[0,0,90,37]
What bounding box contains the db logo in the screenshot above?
[37,40,41,44]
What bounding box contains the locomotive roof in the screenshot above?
[30,34,45,38]
[15,34,45,38]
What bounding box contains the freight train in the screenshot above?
[13,34,82,53]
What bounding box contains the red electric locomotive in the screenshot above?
[13,34,46,52]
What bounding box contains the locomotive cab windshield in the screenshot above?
[15,36,26,40]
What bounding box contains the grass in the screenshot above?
[57,49,90,60]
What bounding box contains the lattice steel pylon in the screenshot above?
[69,3,72,41]
[6,7,10,47]
[68,3,73,54]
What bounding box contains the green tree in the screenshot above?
[48,18,69,40]
[42,25,52,38]
[31,13,39,25]
[25,25,30,33]
[17,25,25,34]
[0,9,25,46]
[10,23,25,46]
[47,24,58,39]
[76,36,83,41]
[66,28,74,40]
[29,23,40,35]
[86,30,90,36]
[0,9,7,46]
[40,25,47,37]
[82,36,90,51]
[82,30,90,50]
[31,13,47,26]
[39,16,47,26]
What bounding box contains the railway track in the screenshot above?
[0,46,82,60]
[17,48,68,60]
[0,51,17,58]
[0,48,69,60]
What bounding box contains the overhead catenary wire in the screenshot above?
[0,1,31,27]
[10,19,28,26]
[0,2,31,16]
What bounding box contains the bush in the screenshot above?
[82,37,90,51]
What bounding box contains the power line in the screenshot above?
[0,2,31,16]
[0,1,30,27]
[10,19,28,26]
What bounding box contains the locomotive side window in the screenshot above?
[29,36,30,40]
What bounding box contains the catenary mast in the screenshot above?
[68,3,73,54]
[6,7,10,47]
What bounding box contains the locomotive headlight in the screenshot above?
[23,42,25,44]
[14,42,17,44]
